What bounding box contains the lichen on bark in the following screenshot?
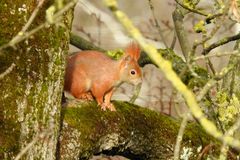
[0,0,74,159]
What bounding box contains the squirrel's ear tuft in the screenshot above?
[125,42,140,61]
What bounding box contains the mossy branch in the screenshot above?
[103,0,240,150]
[59,101,220,159]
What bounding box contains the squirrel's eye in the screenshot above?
[130,69,136,75]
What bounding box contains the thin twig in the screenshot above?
[205,13,223,23]
[197,65,234,101]
[228,40,240,96]
[14,131,47,160]
[194,50,240,61]
[0,0,77,53]
[196,79,216,102]
[170,31,177,49]
[174,0,208,16]
[148,0,168,48]
[0,63,16,80]
[191,22,222,58]
[9,0,45,48]
[173,112,190,160]
[201,32,240,55]
[219,117,240,159]
[207,58,216,75]
[197,143,214,160]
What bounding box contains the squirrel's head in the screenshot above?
[119,42,142,85]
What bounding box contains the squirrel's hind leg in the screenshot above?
[75,92,94,101]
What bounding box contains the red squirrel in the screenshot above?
[64,42,142,111]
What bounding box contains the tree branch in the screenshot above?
[148,0,168,48]
[59,101,220,159]
[194,50,240,61]
[70,33,105,52]
[174,0,208,16]
[172,7,191,61]
[202,32,240,55]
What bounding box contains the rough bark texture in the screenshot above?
[0,1,73,159]
[59,101,219,160]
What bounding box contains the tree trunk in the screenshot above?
[0,1,73,159]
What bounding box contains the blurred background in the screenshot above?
[70,0,240,116]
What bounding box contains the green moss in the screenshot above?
[158,48,209,89]
[0,119,20,159]
[61,101,215,159]
[106,49,124,60]
[215,91,240,129]
[0,0,73,159]
[194,20,206,33]
[159,48,186,75]
[187,66,209,88]
[63,101,123,157]
[183,0,195,8]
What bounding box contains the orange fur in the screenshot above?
[64,43,142,111]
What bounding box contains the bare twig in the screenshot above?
[207,58,216,75]
[205,13,223,23]
[197,65,234,101]
[174,0,208,16]
[201,32,240,55]
[0,0,45,51]
[170,31,177,49]
[191,22,222,58]
[148,0,168,48]
[9,0,45,47]
[173,112,190,160]
[97,14,102,46]
[219,117,240,159]
[196,79,217,102]
[0,63,16,80]
[197,143,214,160]
[14,131,48,160]
[194,50,240,61]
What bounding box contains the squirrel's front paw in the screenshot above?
[100,102,116,111]
[107,103,116,111]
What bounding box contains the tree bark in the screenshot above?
[0,1,73,159]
